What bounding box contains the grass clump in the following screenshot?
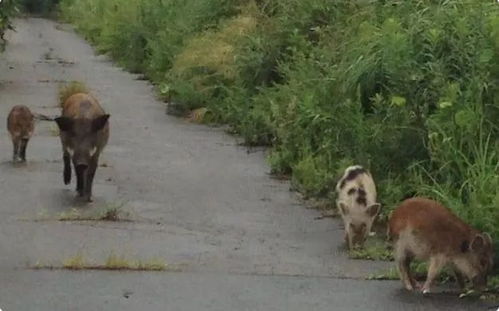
[34,252,172,271]
[349,240,393,261]
[62,253,86,270]
[57,203,127,222]
[0,0,19,50]
[57,0,499,242]
[29,203,129,222]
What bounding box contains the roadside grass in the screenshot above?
[33,252,174,271]
[348,239,393,261]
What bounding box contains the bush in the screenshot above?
[21,0,59,14]
[0,0,19,49]
[59,0,499,241]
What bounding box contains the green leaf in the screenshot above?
[159,83,170,95]
[438,101,453,109]
[479,49,494,64]
[391,96,406,107]
[455,110,474,128]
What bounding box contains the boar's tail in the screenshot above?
[58,81,88,107]
[33,113,55,121]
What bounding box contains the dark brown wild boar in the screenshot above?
[388,197,494,294]
[55,91,110,202]
[7,105,34,163]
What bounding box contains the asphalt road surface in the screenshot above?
[0,18,494,311]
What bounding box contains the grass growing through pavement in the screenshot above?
[56,203,128,222]
[34,252,172,271]
[30,202,130,222]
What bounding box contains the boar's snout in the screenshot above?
[75,163,88,173]
[347,223,367,249]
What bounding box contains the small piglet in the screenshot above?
[336,165,381,250]
[7,105,34,163]
[388,197,494,294]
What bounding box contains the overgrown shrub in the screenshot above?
[0,0,19,49]
[21,0,59,14]
[59,0,499,241]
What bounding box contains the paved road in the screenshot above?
[0,18,493,311]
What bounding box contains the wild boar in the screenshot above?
[55,91,110,202]
[7,105,34,163]
[336,165,381,250]
[388,197,494,294]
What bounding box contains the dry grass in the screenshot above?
[172,4,258,84]
[186,107,210,123]
[58,81,88,106]
[30,203,129,222]
[56,203,128,222]
[33,253,173,271]
[62,253,86,270]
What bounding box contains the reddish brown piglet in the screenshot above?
[7,105,34,163]
[388,197,494,295]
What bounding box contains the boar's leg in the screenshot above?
[63,152,71,185]
[83,156,99,202]
[397,254,417,291]
[453,268,466,291]
[19,138,28,162]
[75,164,85,197]
[344,231,352,250]
[422,256,446,294]
[12,139,20,163]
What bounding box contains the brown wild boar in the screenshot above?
[388,197,494,294]
[7,105,34,163]
[336,165,381,250]
[55,91,110,202]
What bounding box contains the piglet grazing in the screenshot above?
[336,165,381,250]
[388,197,494,294]
[7,105,34,163]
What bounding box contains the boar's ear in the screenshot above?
[337,201,348,216]
[483,233,493,245]
[92,114,110,132]
[471,234,486,251]
[54,117,73,132]
[366,203,381,217]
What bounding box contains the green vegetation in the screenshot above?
[349,239,393,261]
[0,0,19,50]
[57,0,499,243]
[21,0,59,15]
